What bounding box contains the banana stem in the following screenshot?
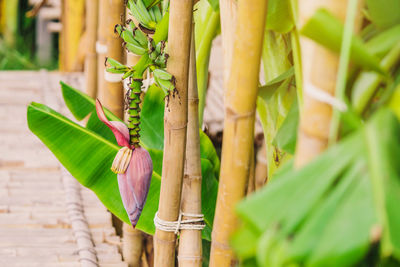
[128,79,143,147]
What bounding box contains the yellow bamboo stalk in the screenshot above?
[219,0,237,93]
[0,0,4,35]
[96,0,108,107]
[122,223,143,267]
[153,1,194,266]
[210,0,267,267]
[208,0,268,266]
[60,0,85,72]
[85,0,99,98]
[177,30,203,267]
[100,0,125,118]
[294,0,363,167]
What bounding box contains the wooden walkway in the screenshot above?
[0,71,127,267]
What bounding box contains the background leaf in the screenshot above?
[300,8,383,73]
[366,0,400,30]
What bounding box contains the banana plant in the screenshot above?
[27,82,219,239]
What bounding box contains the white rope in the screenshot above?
[104,70,123,83]
[141,68,154,93]
[304,82,348,112]
[154,211,205,235]
[96,41,107,54]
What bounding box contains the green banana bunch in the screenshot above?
[105,57,130,74]
[127,0,163,31]
[148,40,168,68]
[152,68,176,96]
[115,24,148,56]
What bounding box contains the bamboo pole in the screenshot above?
[122,223,143,267]
[177,30,203,267]
[153,1,194,266]
[208,0,268,266]
[100,0,125,118]
[294,0,363,167]
[60,0,85,72]
[85,0,99,98]
[96,0,108,107]
[219,0,237,95]
[3,0,18,47]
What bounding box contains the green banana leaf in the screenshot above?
[28,83,220,240]
[61,82,220,177]
[194,0,220,125]
[258,30,296,179]
[232,109,400,266]
[266,0,294,34]
[272,99,298,154]
[365,24,400,58]
[366,0,400,30]
[301,8,383,74]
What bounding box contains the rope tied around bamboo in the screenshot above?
[154,211,205,234]
[304,82,348,112]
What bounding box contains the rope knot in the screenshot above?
[154,211,205,235]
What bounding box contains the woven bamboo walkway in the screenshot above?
[0,71,127,267]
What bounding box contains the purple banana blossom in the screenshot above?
[96,100,153,227]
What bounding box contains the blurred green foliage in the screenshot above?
[0,0,58,70]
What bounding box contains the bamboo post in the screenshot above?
[219,0,237,94]
[294,0,362,167]
[122,223,143,267]
[3,0,19,47]
[100,0,125,118]
[153,1,194,266]
[60,0,85,72]
[177,30,203,267]
[85,0,99,98]
[209,0,268,266]
[96,0,108,107]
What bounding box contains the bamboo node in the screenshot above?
[165,121,188,131]
[225,107,255,122]
[304,83,348,111]
[153,211,205,234]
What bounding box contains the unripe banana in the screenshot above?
[153,68,172,80]
[136,0,152,25]
[133,28,148,47]
[125,42,147,55]
[128,1,149,26]
[105,57,129,73]
[152,6,162,22]
[154,74,174,93]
